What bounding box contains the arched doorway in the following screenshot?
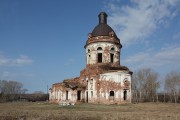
[77,90,81,100]
[109,91,114,100]
[123,90,127,100]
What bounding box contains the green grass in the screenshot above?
[0,102,179,120]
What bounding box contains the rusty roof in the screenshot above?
[63,77,86,89]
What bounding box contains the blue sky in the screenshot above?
[0,0,180,93]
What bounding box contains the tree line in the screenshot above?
[132,68,180,103]
[0,80,48,102]
[0,80,26,102]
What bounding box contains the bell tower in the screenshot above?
[84,12,122,67]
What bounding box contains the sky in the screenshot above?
[0,0,180,93]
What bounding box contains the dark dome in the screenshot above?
[91,12,116,37]
[92,24,115,37]
[85,12,122,48]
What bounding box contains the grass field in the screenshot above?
[0,102,179,120]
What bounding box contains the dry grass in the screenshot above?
[0,102,179,120]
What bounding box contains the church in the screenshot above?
[49,12,132,104]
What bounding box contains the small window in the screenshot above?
[88,49,90,53]
[110,53,114,63]
[111,47,115,51]
[97,47,102,50]
[124,78,128,83]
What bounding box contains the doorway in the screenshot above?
[86,91,88,103]
[123,90,127,100]
[77,90,81,100]
[66,90,68,100]
[109,91,114,100]
[110,91,114,96]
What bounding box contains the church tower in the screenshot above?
[85,12,122,66]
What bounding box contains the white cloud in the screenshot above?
[122,44,180,69]
[0,54,33,66]
[106,0,180,45]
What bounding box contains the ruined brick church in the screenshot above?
[49,12,132,104]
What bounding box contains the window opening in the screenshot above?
[97,47,102,50]
[123,90,127,100]
[66,91,68,100]
[110,53,114,63]
[88,49,90,53]
[111,47,115,51]
[88,55,91,64]
[77,91,81,100]
[86,92,88,102]
[110,91,114,96]
[98,53,102,63]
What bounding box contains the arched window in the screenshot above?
[97,47,103,63]
[123,90,127,100]
[110,53,114,63]
[97,47,102,50]
[98,53,102,63]
[87,49,91,64]
[110,47,115,63]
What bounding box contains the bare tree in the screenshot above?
[0,80,26,102]
[132,71,143,103]
[164,71,180,103]
[132,68,159,102]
